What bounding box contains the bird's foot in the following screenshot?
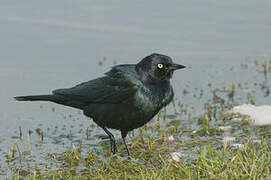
[109,139,117,154]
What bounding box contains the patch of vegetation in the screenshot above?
[11,136,271,180]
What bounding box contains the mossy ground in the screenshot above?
[10,133,271,180]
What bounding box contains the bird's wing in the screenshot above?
[53,65,141,104]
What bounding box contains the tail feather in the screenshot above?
[14,94,86,109]
[14,95,55,101]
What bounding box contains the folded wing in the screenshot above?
[53,65,141,105]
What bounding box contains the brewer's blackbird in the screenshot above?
[14,53,185,155]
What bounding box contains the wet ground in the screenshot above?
[0,0,271,178]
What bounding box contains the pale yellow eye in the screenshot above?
[157,63,164,69]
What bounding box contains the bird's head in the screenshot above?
[136,53,185,84]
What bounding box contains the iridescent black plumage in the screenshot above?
[14,53,185,155]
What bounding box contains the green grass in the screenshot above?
[10,131,270,180]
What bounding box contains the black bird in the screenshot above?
[14,53,185,155]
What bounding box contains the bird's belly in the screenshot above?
[83,97,161,132]
[83,87,172,132]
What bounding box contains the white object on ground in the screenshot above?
[219,126,232,131]
[231,143,245,149]
[168,152,182,162]
[222,136,236,144]
[229,104,271,126]
[168,135,174,141]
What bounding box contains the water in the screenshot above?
[0,0,271,177]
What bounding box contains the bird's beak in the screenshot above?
[169,63,186,71]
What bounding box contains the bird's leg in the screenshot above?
[121,131,130,156]
[102,127,117,154]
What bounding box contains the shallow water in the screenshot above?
[0,0,271,177]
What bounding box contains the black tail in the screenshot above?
[14,94,86,109]
[14,95,56,101]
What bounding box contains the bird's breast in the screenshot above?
[133,85,173,115]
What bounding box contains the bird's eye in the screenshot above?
[157,63,164,69]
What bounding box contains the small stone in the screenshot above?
[169,152,182,162]
[219,126,232,131]
[231,143,245,149]
[222,136,236,144]
[168,135,174,141]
